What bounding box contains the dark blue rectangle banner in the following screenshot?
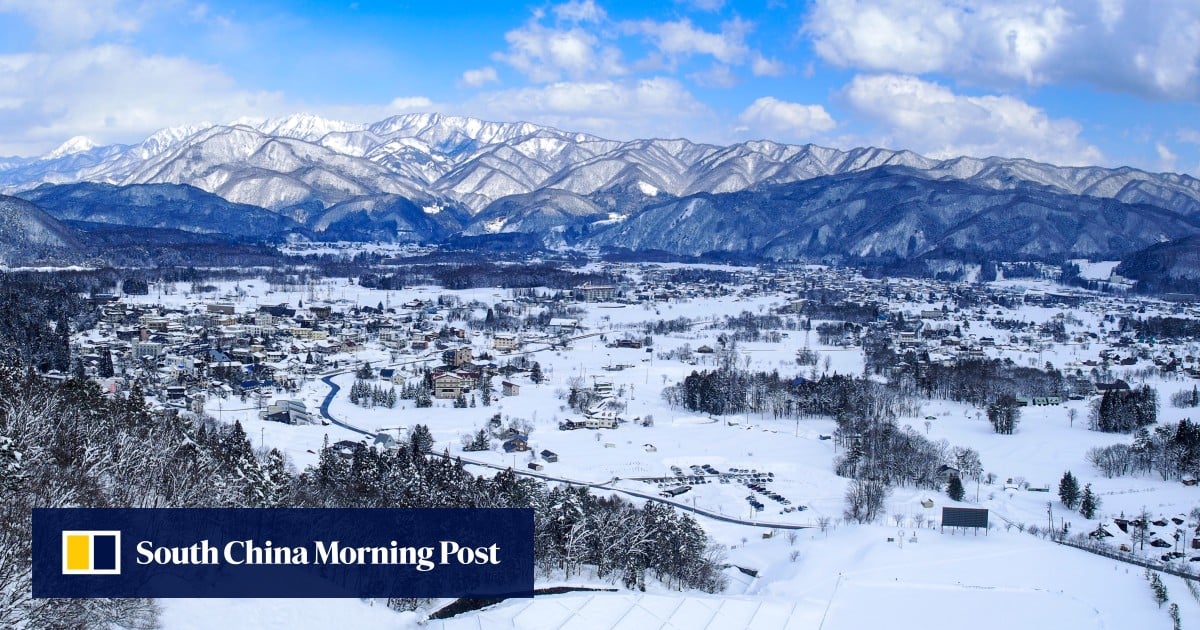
[34,508,534,599]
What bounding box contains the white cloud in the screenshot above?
[0,45,287,154]
[805,0,1200,99]
[678,0,726,11]
[469,78,714,140]
[841,73,1102,165]
[493,17,624,82]
[0,0,144,46]
[552,0,606,23]
[751,53,787,77]
[0,44,443,155]
[627,17,752,66]
[1156,142,1178,171]
[736,97,835,141]
[689,64,739,88]
[1178,128,1200,145]
[459,66,499,88]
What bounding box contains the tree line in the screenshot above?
[0,368,722,627]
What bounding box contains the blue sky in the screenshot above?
[1,0,1199,174]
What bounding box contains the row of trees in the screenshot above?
[1087,420,1200,480]
[1090,386,1158,433]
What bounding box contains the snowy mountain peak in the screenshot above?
[252,114,366,141]
[136,123,214,159]
[42,136,98,160]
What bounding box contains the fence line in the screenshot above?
[1056,538,1199,583]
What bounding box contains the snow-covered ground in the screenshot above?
[111,274,1200,628]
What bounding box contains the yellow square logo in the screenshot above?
[61,531,121,575]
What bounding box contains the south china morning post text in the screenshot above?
[133,538,501,572]
[33,508,534,599]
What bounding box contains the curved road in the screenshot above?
[313,324,808,530]
[318,371,809,530]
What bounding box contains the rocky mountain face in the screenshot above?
[4,113,1200,263]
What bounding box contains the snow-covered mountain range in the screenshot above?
[6,112,1200,262]
[6,113,1200,217]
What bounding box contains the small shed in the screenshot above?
[540,449,558,463]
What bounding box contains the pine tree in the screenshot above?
[947,475,965,501]
[1079,483,1099,519]
[480,375,493,406]
[386,387,397,408]
[1058,471,1080,509]
[530,362,543,384]
[70,356,85,381]
[1169,602,1181,630]
[410,424,434,454]
[1150,572,1168,608]
[99,347,114,378]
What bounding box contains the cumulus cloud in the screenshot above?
[0,0,143,46]
[804,0,1200,99]
[626,17,752,67]
[751,53,787,77]
[841,74,1102,165]
[493,15,624,82]
[552,0,606,23]
[1156,142,1178,171]
[736,96,835,141]
[0,45,291,155]
[469,77,714,140]
[0,43,440,155]
[459,66,499,88]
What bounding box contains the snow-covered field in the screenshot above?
[112,273,1200,628]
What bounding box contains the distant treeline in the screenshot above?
[1121,316,1200,340]
[360,263,620,291]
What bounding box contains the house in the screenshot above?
[540,449,558,463]
[592,380,614,397]
[492,334,519,352]
[432,372,469,399]
[502,380,520,396]
[547,318,579,335]
[502,435,529,453]
[442,346,473,368]
[575,282,616,302]
[260,399,312,425]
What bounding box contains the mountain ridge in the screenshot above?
[4,113,1200,221]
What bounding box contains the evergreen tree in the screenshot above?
[1079,483,1099,519]
[356,361,373,380]
[1169,602,1181,630]
[410,424,434,454]
[530,362,543,384]
[1150,572,1168,608]
[1058,471,1080,509]
[386,387,397,408]
[947,475,965,502]
[480,375,493,406]
[70,356,85,381]
[98,347,114,378]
